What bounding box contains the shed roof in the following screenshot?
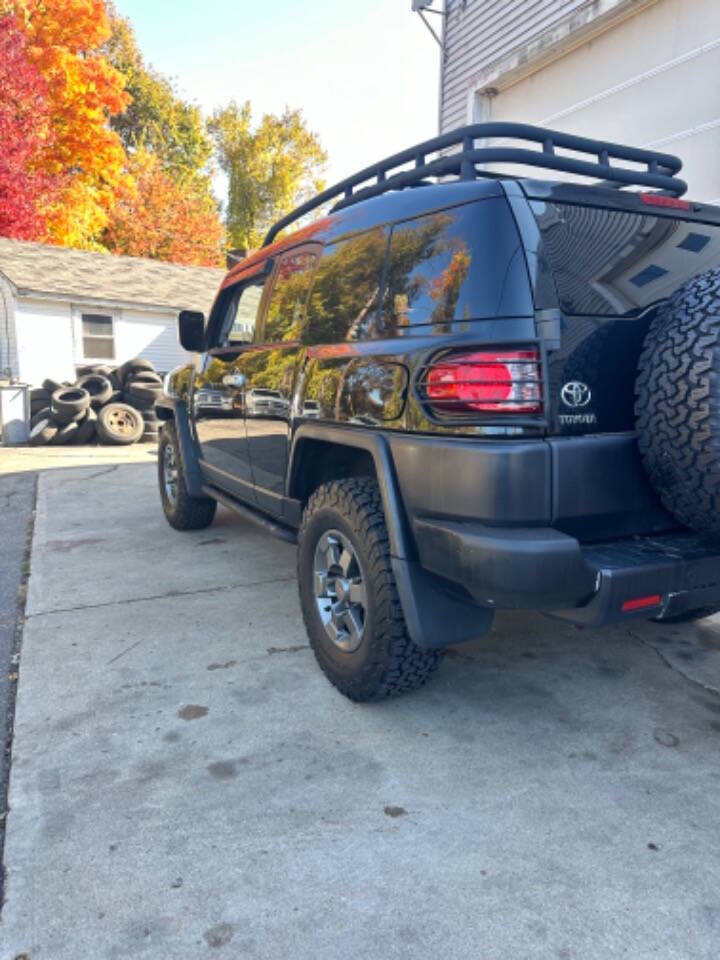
[0,237,225,314]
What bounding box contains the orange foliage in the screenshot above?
[103,150,224,267]
[8,0,130,247]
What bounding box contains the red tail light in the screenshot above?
[424,348,543,415]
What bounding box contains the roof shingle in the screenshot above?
[0,237,225,314]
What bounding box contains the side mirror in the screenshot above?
[178,310,205,352]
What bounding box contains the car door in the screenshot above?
[193,264,271,504]
[239,246,320,517]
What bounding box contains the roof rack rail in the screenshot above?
[262,122,686,247]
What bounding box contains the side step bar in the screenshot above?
[202,485,297,545]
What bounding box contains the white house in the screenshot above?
[436,0,720,202]
[0,238,225,387]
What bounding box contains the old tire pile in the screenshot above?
[29,358,163,446]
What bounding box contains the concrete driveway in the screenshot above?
[2,460,720,959]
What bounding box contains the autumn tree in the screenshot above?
[100,9,223,265]
[209,101,327,250]
[102,149,223,266]
[104,10,211,177]
[7,0,129,248]
[0,13,61,240]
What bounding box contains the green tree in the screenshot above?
[104,10,211,177]
[209,100,327,249]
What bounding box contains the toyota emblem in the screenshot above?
[561,381,592,408]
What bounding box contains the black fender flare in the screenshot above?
[288,424,493,649]
[155,398,205,498]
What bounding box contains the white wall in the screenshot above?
[0,273,19,379]
[474,0,720,201]
[13,297,189,389]
[112,309,186,374]
[15,297,75,387]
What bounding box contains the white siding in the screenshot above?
[440,0,588,131]
[0,272,19,380]
[14,297,75,388]
[483,0,720,202]
[113,309,186,374]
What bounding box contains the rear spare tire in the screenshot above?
[636,268,720,536]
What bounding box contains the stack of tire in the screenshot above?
[28,358,163,447]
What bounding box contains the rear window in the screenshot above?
[531,201,720,316]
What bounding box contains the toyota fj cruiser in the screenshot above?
[156,123,720,701]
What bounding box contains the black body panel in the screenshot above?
[163,138,720,639]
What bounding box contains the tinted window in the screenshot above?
[531,201,720,316]
[263,249,318,343]
[304,227,387,344]
[382,197,530,331]
[222,276,266,344]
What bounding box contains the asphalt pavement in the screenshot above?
[2,461,720,959]
[0,469,35,902]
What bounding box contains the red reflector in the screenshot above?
[621,594,662,613]
[639,193,691,210]
[425,348,543,415]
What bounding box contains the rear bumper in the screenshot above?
[413,520,720,626]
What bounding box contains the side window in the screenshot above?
[382,197,530,331]
[221,275,267,345]
[263,249,318,343]
[81,312,115,359]
[303,227,388,345]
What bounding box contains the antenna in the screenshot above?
[412,0,444,50]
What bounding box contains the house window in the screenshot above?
[81,313,115,359]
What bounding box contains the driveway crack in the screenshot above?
[26,576,296,618]
[66,464,120,482]
[628,628,720,698]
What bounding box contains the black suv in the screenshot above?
[156,123,720,701]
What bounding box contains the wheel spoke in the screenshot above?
[349,579,366,606]
[343,604,363,643]
[326,538,342,569]
[314,570,328,597]
[338,547,354,578]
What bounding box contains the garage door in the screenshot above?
[480,0,720,202]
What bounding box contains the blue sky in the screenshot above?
[115,0,441,196]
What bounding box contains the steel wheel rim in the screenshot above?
[108,409,138,435]
[163,442,178,505]
[313,529,367,653]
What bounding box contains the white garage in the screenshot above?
[440,0,720,202]
[0,238,224,388]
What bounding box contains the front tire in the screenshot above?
[298,478,442,701]
[158,422,216,530]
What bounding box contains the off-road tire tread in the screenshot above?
[636,268,720,535]
[298,478,442,701]
[158,422,216,530]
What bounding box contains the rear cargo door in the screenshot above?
[526,197,720,436]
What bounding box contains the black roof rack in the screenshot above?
[262,122,686,247]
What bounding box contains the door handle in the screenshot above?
[222,373,247,389]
